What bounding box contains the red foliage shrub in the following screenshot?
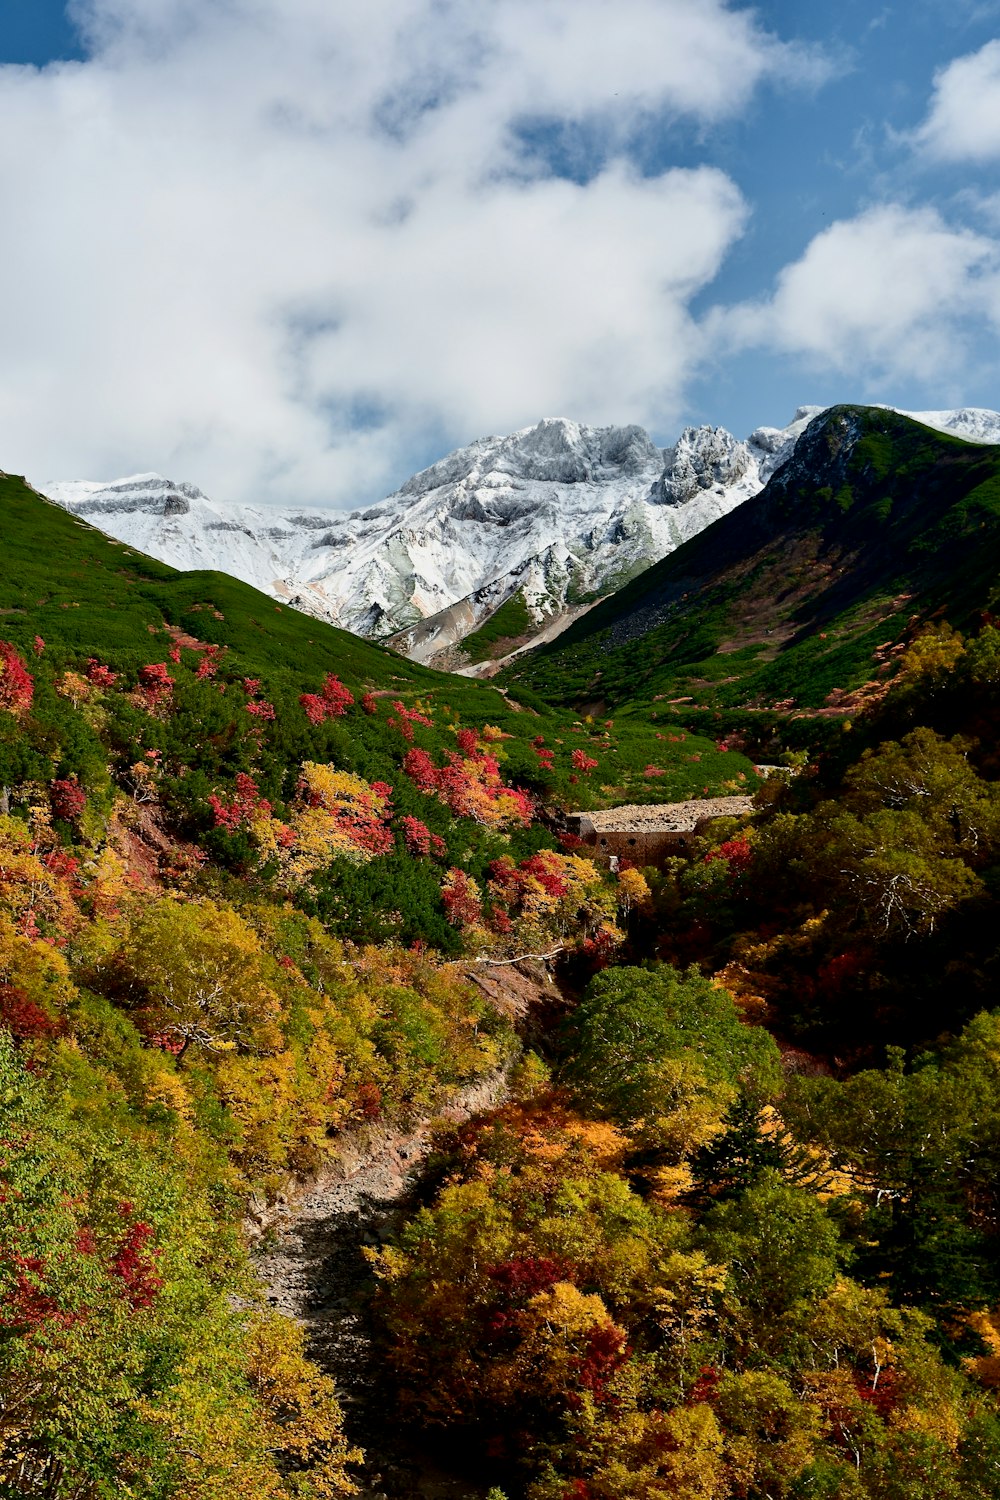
[576,1322,629,1403]
[300,672,354,724]
[86,658,118,688]
[687,1364,721,1405]
[456,727,478,755]
[32,636,45,656]
[109,1213,163,1310]
[209,772,272,830]
[392,699,433,727]
[557,832,585,852]
[354,1082,383,1120]
[441,868,483,927]
[43,850,82,889]
[854,1366,900,1420]
[194,648,222,680]
[582,926,618,968]
[323,674,354,713]
[571,749,598,774]
[0,642,33,713]
[704,836,753,877]
[360,692,378,715]
[402,748,438,792]
[137,662,174,708]
[300,693,327,725]
[487,1256,573,1301]
[0,984,61,1041]
[401,815,432,856]
[1,1255,77,1331]
[49,778,87,822]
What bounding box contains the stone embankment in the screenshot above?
[583,795,754,833]
[567,794,754,864]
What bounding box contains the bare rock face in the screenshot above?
[657,426,755,506]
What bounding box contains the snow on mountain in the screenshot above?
[889,407,1000,445]
[37,403,1000,663]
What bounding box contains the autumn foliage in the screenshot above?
[299,672,355,724]
[0,640,33,713]
[403,745,533,829]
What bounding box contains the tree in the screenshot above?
[561,966,781,1156]
[109,898,284,1057]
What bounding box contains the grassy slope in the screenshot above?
[507,407,1000,723]
[0,473,756,810]
[0,474,444,689]
[457,590,533,662]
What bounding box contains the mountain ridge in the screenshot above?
[505,404,1000,720]
[39,404,1000,664]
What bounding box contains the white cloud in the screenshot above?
[711,204,1000,386]
[0,0,815,505]
[913,39,1000,162]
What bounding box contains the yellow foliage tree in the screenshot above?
[112,898,284,1057]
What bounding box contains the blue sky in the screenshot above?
[0,1,82,65]
[1,1,999,504]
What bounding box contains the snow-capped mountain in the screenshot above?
[38,403,1000,665]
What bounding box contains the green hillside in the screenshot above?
[0,471,755,821]
[508,406,1000,724]
[0,472,445,688]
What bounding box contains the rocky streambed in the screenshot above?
[252,962,560,1498]
[253,1066,511,1498]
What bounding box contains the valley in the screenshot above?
[4,408,1000,1499]
[39,404,1000,668]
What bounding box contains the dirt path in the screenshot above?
[252,1065,515,1499]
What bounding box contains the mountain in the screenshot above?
[39,406,1000,665]
[0,469,756,815]
[505,405,1000,720]
[39,418,795,653]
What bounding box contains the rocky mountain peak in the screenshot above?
[39,402,1000,665]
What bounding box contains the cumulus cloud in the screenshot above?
[710,204,1000,387]
[913,39,1000,162]
[0,0,818,506]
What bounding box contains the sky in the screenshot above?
[1,0,999,508]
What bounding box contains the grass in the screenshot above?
[457,591,533,662]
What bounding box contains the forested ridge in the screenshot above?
[4,461,1000,1499]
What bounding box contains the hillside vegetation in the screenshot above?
[6,444,1000,1500]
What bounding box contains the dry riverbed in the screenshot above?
[253,959,560,1498]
